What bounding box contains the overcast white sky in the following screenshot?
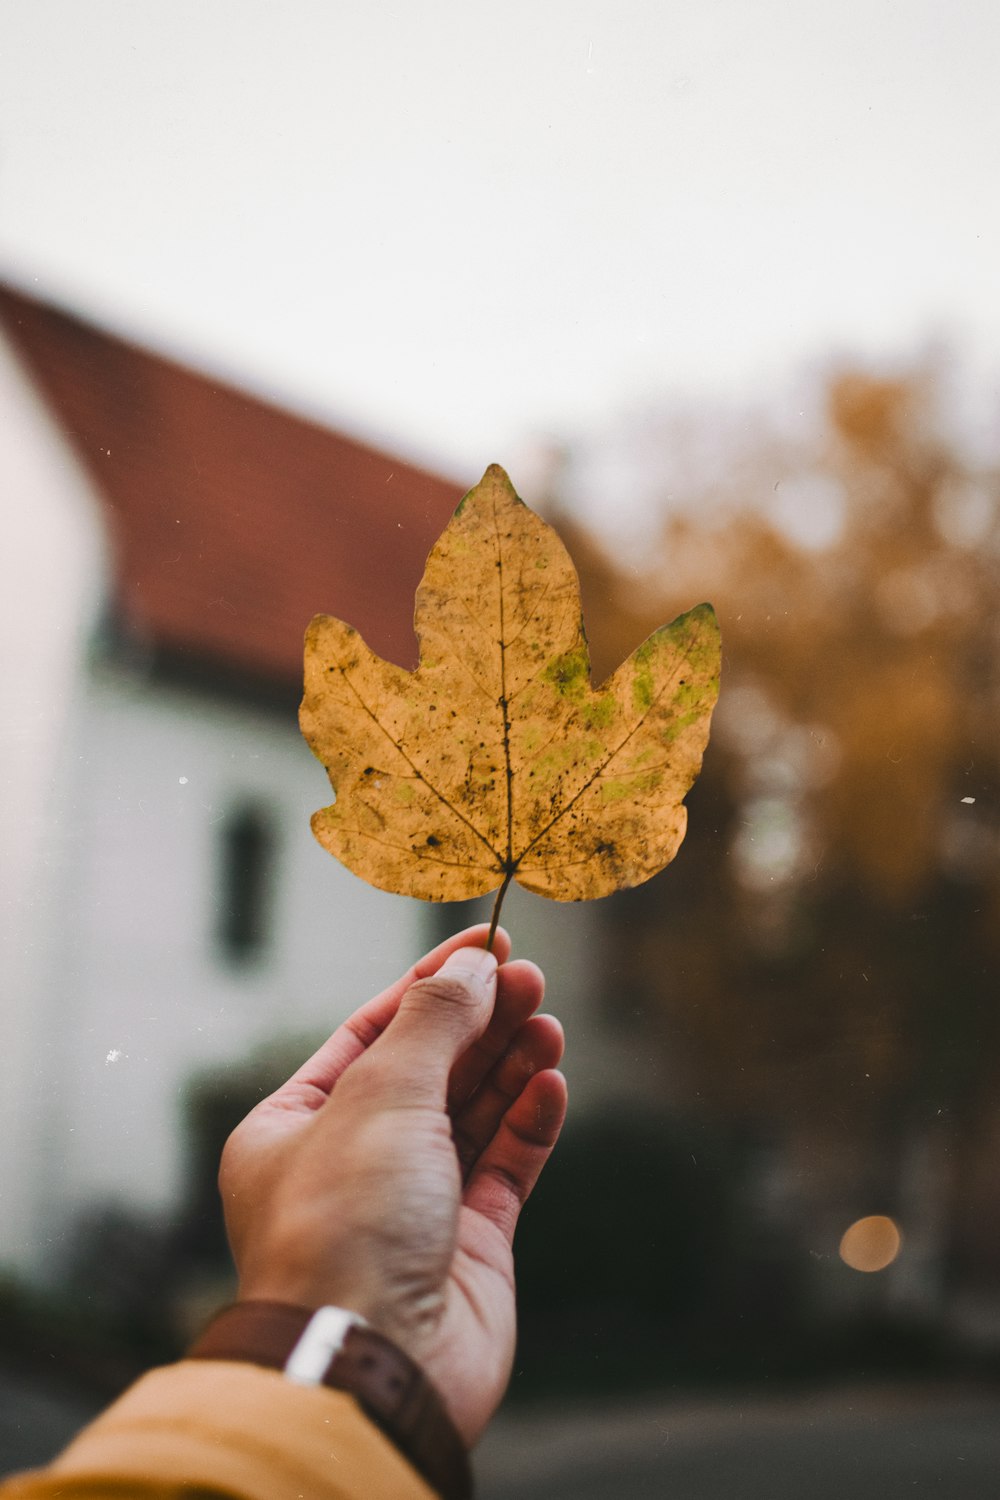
[1,0,998,493]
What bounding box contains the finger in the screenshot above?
[446,959,545,1113]
[452,1014,564,1177]
[463,1070,568,1244]
[349,946,500,1110]
[275,925,511,1106]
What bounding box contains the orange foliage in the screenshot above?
[567,366,1000,1158]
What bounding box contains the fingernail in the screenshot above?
[440,947,498,983]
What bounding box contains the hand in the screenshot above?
[218,925,567,1445]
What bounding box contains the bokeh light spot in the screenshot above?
[839,1215,901,1273]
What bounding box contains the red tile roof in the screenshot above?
[0,282,464,691]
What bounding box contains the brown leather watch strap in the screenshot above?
[188,1301,472,1500]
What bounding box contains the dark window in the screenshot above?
[217,802,275,963]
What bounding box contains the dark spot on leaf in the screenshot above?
[426,834,440,846]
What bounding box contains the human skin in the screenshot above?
[219,924,567,1445]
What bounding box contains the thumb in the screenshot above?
[359,947,498,1108]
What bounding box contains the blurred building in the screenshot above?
[0,283,610,1287]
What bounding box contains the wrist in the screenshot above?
[234,1264,448,1368]
[187,1300,471,1500]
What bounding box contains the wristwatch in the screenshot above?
[187,1300,472,1500]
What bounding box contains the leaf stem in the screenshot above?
[485,869,514,952]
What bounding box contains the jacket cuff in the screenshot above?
[33,1361,439,1500]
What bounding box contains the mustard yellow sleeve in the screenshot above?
[1,1360,438,1500]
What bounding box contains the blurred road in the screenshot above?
[476,1384,1000,1500]
[3,1369,999,1497]
[0,1369,101,1476]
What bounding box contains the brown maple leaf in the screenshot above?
[300,465,720,940]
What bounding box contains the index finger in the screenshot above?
[282,924,511,1099]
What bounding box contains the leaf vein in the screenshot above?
[493,490,515,869]
[426,619,496,700]
[516,632,703,861]
[334,826,499,872]
[500,577,551,651]
[336,665,502,862]
[505,596,579,706]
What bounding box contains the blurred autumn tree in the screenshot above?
[563,366,1000,1301]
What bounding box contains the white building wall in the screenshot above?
[39,669,425,1246]
[0,332,107,1272]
